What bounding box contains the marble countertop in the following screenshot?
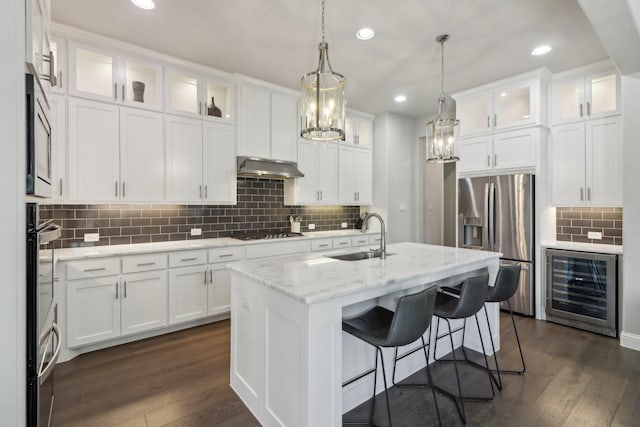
[541,240,623,255]
[50,229,379,262]
[227,242,502,304]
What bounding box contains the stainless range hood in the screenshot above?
[237,156,304,179]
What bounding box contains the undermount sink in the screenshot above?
[325,250,394,261]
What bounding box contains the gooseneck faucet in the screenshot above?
[361,213,386,259]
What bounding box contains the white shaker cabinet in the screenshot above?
[344,110,373,146]
[168,265,209,325]
[68,98,164,202]
[550,116,622,206]
[457,128,538,174]
[284,140,338,205]
[208,265,232,316]
[49,94,67,200]
[237,79,298,162]
[120,270,168,336]
[203,122,237,203]
[338,145,372,205]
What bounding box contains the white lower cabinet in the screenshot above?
[208,264,232,316]
[120,270,168,336]
[168,265,209,324]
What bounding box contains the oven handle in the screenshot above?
[38,223,62,245]
[38,323,61,385]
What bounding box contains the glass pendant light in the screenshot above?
[300,0,346,141]
[426,34,459,163]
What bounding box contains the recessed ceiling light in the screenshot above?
[394,94,407,103]
[356,28,375,40]
[131,0,155,10]
[531,45,552,56]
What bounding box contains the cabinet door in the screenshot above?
[169,266,208,324]
[586,116,622,205]
[165,115,203,202]
[208,264,231,316]
[271,92,298,162]
[344,116,357,144]
[66,276,121,348]
[493,83,534,130]
[121,271,168,336]
[204,76,233,123]
[317,142,339,203]
[492,129,537,171]
[456,92,492,136]
[357,119,372,146]
[457,136,492,173]
[68,43,117,103]
[165,69,202,118]
[338,145,357,204]
[203,122,236,204]
[294,140,319,204]
[550,123,586,205]
[238,84,270,159]
[120,107,164,201]
[68,98,120,201]
[354,148,372,205]
[586,73,620,119]
[49,94,66,200]
[122,57,163,111]
[551,77,584,125]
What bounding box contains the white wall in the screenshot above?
[0,0,26,424]
[371,113,418,243]
[621,73,640,350]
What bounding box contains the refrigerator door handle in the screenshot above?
[488,182,495,251]
[483,183,490,250]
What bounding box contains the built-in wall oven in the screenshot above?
[26,64,53,198]
[545,248,617,337]
[27,203,62,427]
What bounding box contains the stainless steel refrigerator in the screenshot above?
[458,174,535,316]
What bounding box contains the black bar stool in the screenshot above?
[431,273,494,425]
[342,286,441,427]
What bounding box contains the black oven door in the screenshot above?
[26,70,53,198]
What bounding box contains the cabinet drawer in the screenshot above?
[122,253,168,273]
[209,246,245,263]
[169,250,207,268]
[369,235,382,245]
[351,235,370,247]
[66,258,120,280]
[311,238,333,252]
[333,237,352,249]
[246,240,310,259]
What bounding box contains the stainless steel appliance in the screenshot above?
[27,203,62,427]
[26,65,53,198]
[458,174,534,316]
[545,249,617,337]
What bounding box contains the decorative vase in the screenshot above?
[208,96,222,117]
[132,81,145,103]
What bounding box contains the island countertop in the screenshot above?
[227,242,502,304]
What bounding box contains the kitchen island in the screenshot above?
[228,242,501,427]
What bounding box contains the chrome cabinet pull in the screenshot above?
[124,281,127,298]
[115,282,119,299]
[199,185,202,198]
[84,267,106,272]
[316,190,320,201]
[494,154,498,167]
[580,187,584,201]
[579,103,583,117]
[487,116,490,128]
[115,181,119,197]
[339,241,348,246]
[122,182,126,198]
[320,190,323,200]
[209,269,213,284]
[218,253,234,258]
[42,51,57,86]
[59,179,63,196]
[59,70,63,89]
[122,84,125,101]
[318,244,329,248]
[493,114,497,127]
[205,185,208,198]
[587,102,591,116]
[114,83,117,100]
[204,270,207,284]
[487,155,490,167]
[587,187,591,201]
[198,101,202,115]
[181,257,198,262]
[136,262,156,266]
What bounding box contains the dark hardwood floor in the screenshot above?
[53,315,640,426]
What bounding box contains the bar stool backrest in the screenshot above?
[384,286,438,347]
[487,264,522,303]
[448,273,490,319]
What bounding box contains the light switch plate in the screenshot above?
[308,223,316,230]
[84,233,99,242]
[191,228,202,236]
[587,231,602,240]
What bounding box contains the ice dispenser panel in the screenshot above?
[463,216,483,247]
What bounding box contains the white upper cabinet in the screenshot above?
[550,116,622,206]
[454,69,550,137]
[49,94,66,200]
[165,68,234,123]
[284,140,338,205]
[550,62,620,126]
[237,78,298,162]
[338,145,372,205]
[344,110,373,146]
[203,122,237,204]
[457,128,539,174]
[69,42,163,111]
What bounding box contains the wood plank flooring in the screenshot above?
[52,315,640,426]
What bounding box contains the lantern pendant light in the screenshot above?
[426,34,459,163]
[300,0,346,141]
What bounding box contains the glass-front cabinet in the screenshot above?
[69,42,163,111]
[551,70,619,125]
[165,68,233,123]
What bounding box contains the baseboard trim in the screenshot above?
[620,331,640,351]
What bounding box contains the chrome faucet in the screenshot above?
[361,213,386,259]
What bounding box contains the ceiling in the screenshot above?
[51,0,610,119]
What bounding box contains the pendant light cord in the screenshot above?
[440,38,445,99]
[321,0,326,43]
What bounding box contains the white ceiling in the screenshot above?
[51,0,609,119]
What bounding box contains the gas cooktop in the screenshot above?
[230,231,304,241]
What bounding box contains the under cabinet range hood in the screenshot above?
[237,156,304,179]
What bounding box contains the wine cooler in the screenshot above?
[545,249,617,337]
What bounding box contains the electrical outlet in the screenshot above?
[587,231,602,240]
[341,222,348,228]
[191,228,202,236]
[84,233,99,242]
[308,223,316,230]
